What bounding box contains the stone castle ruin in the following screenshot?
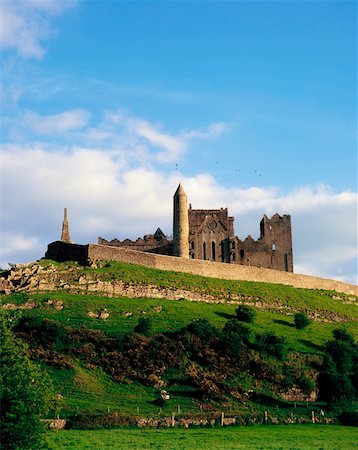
[96,183,293,272]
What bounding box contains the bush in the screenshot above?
[235,305,256,323]
[223,331,245,359]
[338,411,358,426]
[256,332,287,360]
[297,374,315,395]
[294,312,311,329]
[15,317,68,351]
[134,317,152,336]
[223,319,250,342]
[333,328,355,346]
[186,318,218,341]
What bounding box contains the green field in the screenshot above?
[46,425,358,449]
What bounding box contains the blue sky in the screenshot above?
[0,0,357,283]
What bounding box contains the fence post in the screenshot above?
[221,412,224,427]
[264,411,268,424]
[311,411,315,424]
[171,412,175,427]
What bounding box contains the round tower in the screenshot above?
[173,183,189,258]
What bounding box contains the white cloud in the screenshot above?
[103,110,230,163]
[22,109,90,134]
[0,142,356,284]
[1,108,356,284]
[181,122,231,140]
[0,1,77,59]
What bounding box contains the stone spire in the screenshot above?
[61,208,71,243]
[173,183,189,258]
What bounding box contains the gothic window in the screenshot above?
[212,241,216,261]
[240,249,244,259]
[231,241,235,250]
[203,242,206,260]
[190,241,195,250]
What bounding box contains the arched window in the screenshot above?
[212,241,216,261]
[203,242,206,260]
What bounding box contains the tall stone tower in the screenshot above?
[61,208,71,243]
[173,183,189,258]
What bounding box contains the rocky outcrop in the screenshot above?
[1,262,357,323]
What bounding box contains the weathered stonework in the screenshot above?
[97,184,293,272]
[44,241,358,296]
[61,208,71,243]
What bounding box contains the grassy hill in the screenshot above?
[1,259,357,425]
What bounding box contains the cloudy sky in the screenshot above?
[0,0,356,284]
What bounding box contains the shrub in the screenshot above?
[297,374,315,395]
[338,411,358,426]
[294,312,311,329]
[256,332,287,360]
[235,305,256,323]
[186,318,218,341]
[333,328,355,346]
[134,317,152,336]
[15,317,68,351]
[223,319,250,342]
[223,331,245,359]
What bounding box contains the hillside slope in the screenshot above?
[1,260,357,425]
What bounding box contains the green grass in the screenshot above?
[8,291,358,353]
[47,365,162,417]
[39,259,357,316]
[3,260,357,423]
[46,425,358,449]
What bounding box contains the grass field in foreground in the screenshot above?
[47,425,358,450]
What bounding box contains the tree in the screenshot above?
[318,328,357,411]
[294,312,311,330]
[0,312,55,449]
[235,305,256,323]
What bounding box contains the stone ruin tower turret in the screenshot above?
[61,208,71,243]
[173,183,189,258]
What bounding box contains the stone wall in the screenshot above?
[88,243,357,295]
[45,241,357,295]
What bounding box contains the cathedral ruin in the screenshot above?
[97,183,293,272]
